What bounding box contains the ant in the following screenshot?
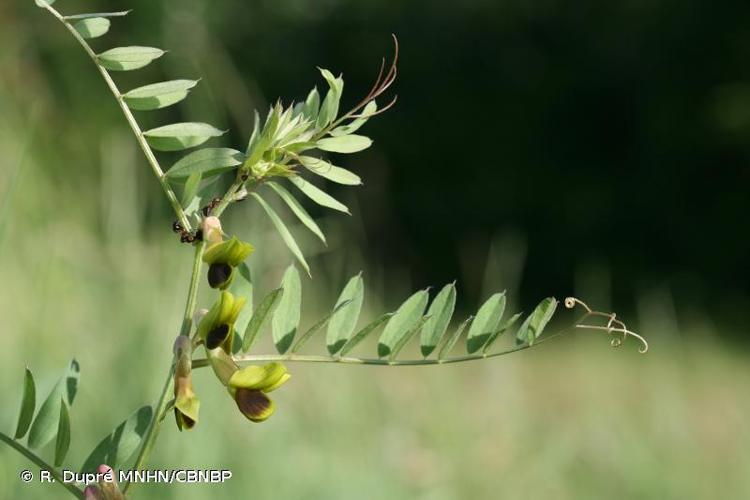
[172,197,221,243]
[172,220,202,244]
[202,197,222,217]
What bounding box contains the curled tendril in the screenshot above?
[564,297,649,354]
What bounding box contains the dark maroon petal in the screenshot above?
[234,388,272,422]
[206,324,230,350]
[208,262,232,288]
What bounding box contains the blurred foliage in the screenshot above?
[3,0,750,333]
[1,0,750,498]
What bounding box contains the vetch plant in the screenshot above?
[1,1,650,498]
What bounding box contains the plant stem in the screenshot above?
[40,3,192,232]
[0,431,85,499]
[180,242,207,336]
[122,242,206,496]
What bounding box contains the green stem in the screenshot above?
[0,431,84,499]
[123,242,206,495]
[213,178,250,218]
[125,166,251,494]
[181,242,207,336]
[40,3,192,232]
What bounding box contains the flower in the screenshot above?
[202,236,254,289]
[196,291,246,351]
[228,362,290,422]
[173,336,199,431]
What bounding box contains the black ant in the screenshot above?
[171,197,221,243]
[202,197,222,217]
[172,220,202,243]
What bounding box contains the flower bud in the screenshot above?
[96,465,123,500]
[202,216,223,244]
[84,486,104,500]
[173,340,200,431]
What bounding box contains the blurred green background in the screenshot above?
[2,0,750,498]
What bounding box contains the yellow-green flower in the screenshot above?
[197,291,246,351]
[204,349,290,423]
[173,337,199,431]
[202,236,254,289]
[228,363,290,422]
